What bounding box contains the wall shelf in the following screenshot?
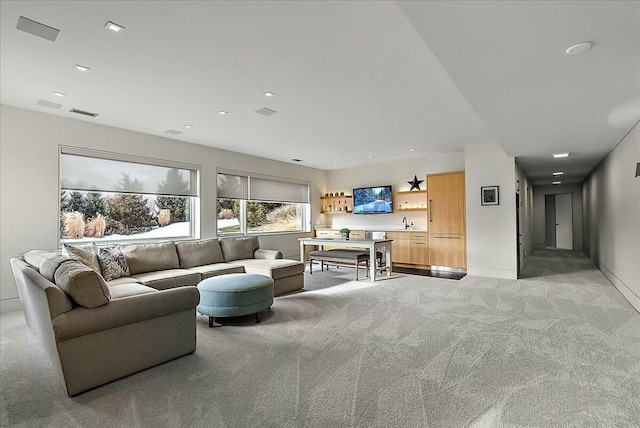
[394,189,428,211]
[321,194,352,213]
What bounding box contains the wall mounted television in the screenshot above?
[353,185,393,214]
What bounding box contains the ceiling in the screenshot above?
[1,1,638,185]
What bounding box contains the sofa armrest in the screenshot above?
[254,249,283,260]
[53,286,200,341]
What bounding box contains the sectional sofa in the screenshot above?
[9,236,304,395]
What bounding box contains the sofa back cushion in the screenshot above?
[119,241,179,275]
[21,249,55,271]
[39,252,72,282]
[54,260,111,308]
[220,236,259,262]
[64,243,101,273]
[176,238,224,268]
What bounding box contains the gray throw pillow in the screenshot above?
[54,260,111,308]
[219,236,259,262]
[98,246,131,281]
[39,252,72,282]
[64,243,101,273]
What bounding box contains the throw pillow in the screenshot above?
[98,246,131,281]
[64,243,101,273]
[54,260,111,308]
[219,236,259,262]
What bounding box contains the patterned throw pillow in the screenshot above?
[98,246,130,281]
[64,243,101,273]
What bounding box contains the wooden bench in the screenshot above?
[308,249,370,280]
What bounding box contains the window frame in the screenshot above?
[59,146,201,245]
[216,169,311,237]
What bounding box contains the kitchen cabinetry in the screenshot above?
[386,231,429,268]
[427,171,466,268]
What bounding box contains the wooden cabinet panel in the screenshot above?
[429,234,466,268]
[410,239,429,266]
[427,172,465,235]
[349,230,366,240]
[390,236,411,264]
[387,231,428,266]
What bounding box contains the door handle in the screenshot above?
[429,200,433,222]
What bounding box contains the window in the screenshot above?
[217,171,310,235]
[60,147,199,242]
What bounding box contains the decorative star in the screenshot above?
[408,175,424,191]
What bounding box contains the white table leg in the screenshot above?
[386,242,392,277]
[369,245,376,282]
[299,241,305,263]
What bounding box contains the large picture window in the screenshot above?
[60,147,199,242]
[217,171,309,235]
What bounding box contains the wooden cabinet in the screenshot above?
[387,231,429,267]
[427,171,466,269]
[428,172,465,235]
[429,234,465,268]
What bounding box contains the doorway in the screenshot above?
[545,193,573,250]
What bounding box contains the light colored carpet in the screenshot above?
[1,250,639,427]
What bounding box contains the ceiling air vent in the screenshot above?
[36,100,62,109]
[291,159,303,162]
[255,107,277,116]
[164,129,182,135]
[69,108,98,118]
[17,16,60,42]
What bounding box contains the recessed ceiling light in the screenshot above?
[53,91,66,97]
[104,21,125,33]
[553,181,562,185]
[263,91,275,97]
[553,153,569,158]
[184,124,193,128]
[565,42,592,55]
[218,110,228,115]
[368,155,374,158]
[410,148,416,152]
[553,171,564,176]
[333,161,338,164]
[74,64,90,72]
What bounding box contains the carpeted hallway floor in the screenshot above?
[1,250,639,427]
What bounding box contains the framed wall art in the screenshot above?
[481,186,499,206]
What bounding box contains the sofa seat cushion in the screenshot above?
[233,259,304,280]
[106,277,142,287]
[109,283,157,299]
[119,241,179,275]
[176,238,224,268]
[131,269,201,290]
[54,260,111,308]
[186,263,245,279]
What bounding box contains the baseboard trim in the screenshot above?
[593,259,640,314]
[0,297,22,314]
[466,266,518,280]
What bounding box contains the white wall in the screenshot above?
[465,141,518,279]
[0,105,327,312]
[324,152,465,231]
[582,121,640,312]
[515,161,534,271]
[532,183,583,251]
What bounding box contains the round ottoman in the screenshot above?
[196,273,274,327]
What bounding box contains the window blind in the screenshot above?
[249,177,309,203]
[217,173,248,199]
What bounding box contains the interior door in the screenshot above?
[555,193,573,250]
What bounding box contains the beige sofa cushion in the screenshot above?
[54,260,111,308]
[234,258,304,280]
[186,263,245,279]
[64,243,101,273]
[119,241,180,275]
[131,269,201,290]
[22,249,56,270]
[106,277,141,286]
[109,283,157,299]
[220,236,259,262]
[176,238,224,268]
[39,252,72,282]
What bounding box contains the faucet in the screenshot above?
[402,217,408,229]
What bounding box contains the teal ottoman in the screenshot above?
[196,273,274,327]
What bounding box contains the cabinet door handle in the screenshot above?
[432,236,460,239]
[413,242,425,245]
[429,200,433,222]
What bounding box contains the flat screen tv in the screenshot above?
[353,185,393,214]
